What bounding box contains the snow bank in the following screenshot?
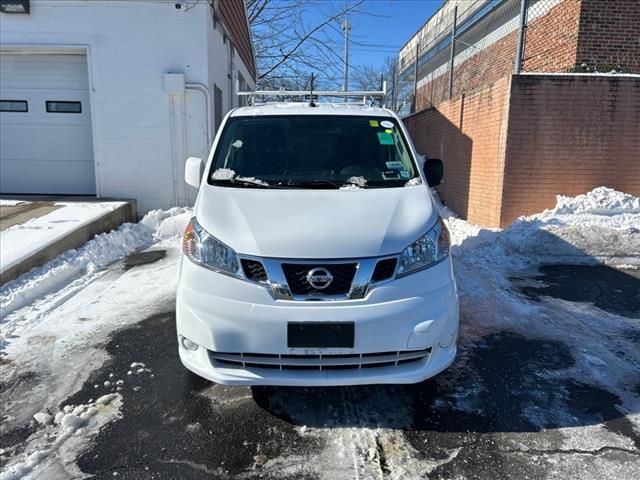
[0,199,30,206]
[439,187,640,268]
[1,202,128,274]
[0,207,191,319]
[438,187,640,424]
[552,187,640,215]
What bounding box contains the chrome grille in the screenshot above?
[281,263,358,295]
[209,349,431,371]
[237,255,400,301]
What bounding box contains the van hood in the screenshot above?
[195,185,436,259]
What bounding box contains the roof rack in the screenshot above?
[235,77,387,107]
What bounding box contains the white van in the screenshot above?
[176,98,459,386]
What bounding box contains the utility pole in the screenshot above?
[342,18,351,101]
[391,62,397,111]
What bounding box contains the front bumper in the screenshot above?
[176,256,459,386]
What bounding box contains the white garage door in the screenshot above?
[0,53,96,195]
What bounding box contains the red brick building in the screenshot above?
[400,0,640,227]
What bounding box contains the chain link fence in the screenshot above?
[396,0,575,117]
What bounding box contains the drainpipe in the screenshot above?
[185,83,212,147]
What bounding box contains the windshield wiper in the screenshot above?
[278,180,342,189]
[211,177,270,188]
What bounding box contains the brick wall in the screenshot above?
[403,1,639,228]
[522,0,582,72]
[415,0,582,111]
[500,74,640,225]
[405,76,512,227]
[405,74,639,228]
[576,0,640,73]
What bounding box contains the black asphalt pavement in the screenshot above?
[53,264,640,479]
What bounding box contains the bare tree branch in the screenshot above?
[249,0,367,87]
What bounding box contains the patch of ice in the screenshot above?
[211,168,236,180]
[405,177,422,187]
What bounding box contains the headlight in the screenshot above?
[397,217,450,276]
[182,217,241,277]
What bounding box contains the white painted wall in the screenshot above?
[0,0,255,212]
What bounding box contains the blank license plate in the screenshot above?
[287,322,354,348]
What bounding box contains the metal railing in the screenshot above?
[397,0,576,116]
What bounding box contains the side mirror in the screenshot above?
[423,158,443,187]
[185,157,204,188]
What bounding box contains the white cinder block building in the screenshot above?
[0,0,256,212]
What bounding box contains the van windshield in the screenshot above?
[207,115,420,189]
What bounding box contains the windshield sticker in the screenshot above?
[369,120,379,127]
[385,129,393,134]
[377,132,394,145]
[232,140,243,148]
[382,170,401,180]
[386,161,404,170]
[380,120,394,129]
[399,170,410,179]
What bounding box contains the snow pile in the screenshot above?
[139,206,192,241]
[440,187,640,268]
[1,202,128,273]
[0,394,122,480]
[438,187,640,425]
[339,184,362,191]
[211,168,235,180]
[552,187,640,215]
[347,176,367,187]
[235,176,269,186]
[1,207,191,319]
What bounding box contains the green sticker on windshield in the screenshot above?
[377,132,394,145]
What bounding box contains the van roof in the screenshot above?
[230,102,395,118]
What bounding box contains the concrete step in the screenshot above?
[0,199,136,284]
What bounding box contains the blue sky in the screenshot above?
[346,0,442,68]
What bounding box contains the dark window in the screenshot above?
[208,115,419,189]
[46,101,82,114]
[0,100,28,112]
